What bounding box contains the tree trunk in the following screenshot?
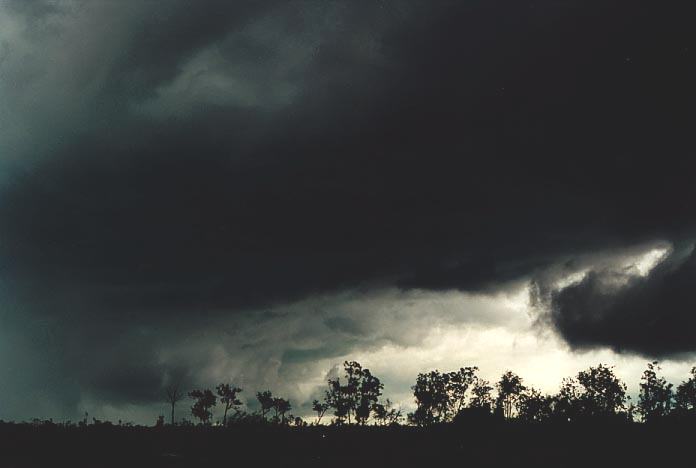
[171,402,175,425]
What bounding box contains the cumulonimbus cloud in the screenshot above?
[0,0,695,421]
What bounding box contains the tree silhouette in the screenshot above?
[408,370,451,426]
[575,364,626,417]
[551,364,627,421]
[256,391,274,421]
[312,399,329,424]
[637,361,674,422]
[272,397,292,424]
[325,361,383,425]
[216,383,243,426]
[495,371,525,419]
[676,367,696,412]
[355,368,383,425]
[36,358,696,433]
[189,389,217,425]
[292,416,306,427]
[325,377,350,425]
[408,367,483,425]
[469,377,494,412]
[518,387,553,422]
[165,383,184,425]
[373,398,403,426]
[552,377,582,422]
[448,367,478,414]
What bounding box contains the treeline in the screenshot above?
[412,361,696,425]
[162,361,401,427]
[155,360,696,428]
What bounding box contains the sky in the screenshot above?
[0,0,695,424]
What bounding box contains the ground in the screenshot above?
[0,420,692,467]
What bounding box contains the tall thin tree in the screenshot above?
[165,383,184,425]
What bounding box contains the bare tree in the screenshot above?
[165,383,184,425]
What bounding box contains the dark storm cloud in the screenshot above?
[1,0,696,418]
[7,0,279,96]
[545,244,696,357]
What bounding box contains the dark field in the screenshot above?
[1,420,693,468]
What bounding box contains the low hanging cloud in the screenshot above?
[539,243,696,357]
